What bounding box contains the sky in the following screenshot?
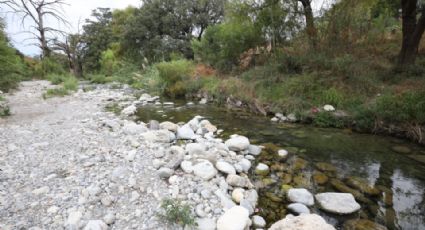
[1,0,141,56]
[1,0,329,56]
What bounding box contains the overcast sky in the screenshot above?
[1,0,141,56]
[1,0,330,56]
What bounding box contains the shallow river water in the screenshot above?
[135,100,425,230]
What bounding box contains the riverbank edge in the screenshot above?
[186,91,425,146]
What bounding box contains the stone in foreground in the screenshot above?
[315,192,361,215]
[343,219,388,230]
[287,203,310,215]
[225,135,250,151]
[287,188,314,206]
[269,214,335,230]
[217,206,250,230]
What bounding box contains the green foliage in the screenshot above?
[122,0,224,62]
[0,20,27,92]
[87,74,111,84]
[313,111,346,128]
[374,90,425,123]
[45,74,70,85]
[157,198,196,228]
[0,105,10,117]
[192,20,262,71]
[43,75,78,98]
[155,60,194,97]
[100,49,120,76]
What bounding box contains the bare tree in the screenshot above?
[1,0,69,58]
[298,0,318,49]
[52,33,83,77]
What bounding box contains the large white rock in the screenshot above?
[193,160,217,180]
[141,130,175,143]
[226,175,253,188]
[269,214,335,230]
[122,122,147,135]
[186,143,206,155]
[122,104,137,116]
[252,215,266,228]
[180,161,193,173]
[315,193,361,215]
[159,121,179,132]
[216,161,236,175]
[225,135,250,151]
[177,124,196,140]
[323,104,335,112]
[239,159,252,172]
[287,188,314,206]
[217,206,250,230]
[231,188,245,203]
[83,220,108,230]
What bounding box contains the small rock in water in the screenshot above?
[287,203,310,215]
[315,192,361,215]
[278,149,289,159]
[255,163,270,176]
[252,215,266,228]
[343,219,387,230]
[287,188,314,206]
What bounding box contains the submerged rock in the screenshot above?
[343,219,388,230]
[255,163,270,176]
[391,145,411,154]
[345,177,380,196]
[269,214,335,230]
[315,192,361,215]
[315,162,337,172]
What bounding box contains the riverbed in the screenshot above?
[135,100,425,230]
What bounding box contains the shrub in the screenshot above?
[157,198,196,228]
[87,74,111,84]
[100,49,120,76]
[155,60,194,97]
[63,77,78,91]
[313,111,347,128]
[192,20,262,71]
[34,57,66,77]
[43,88,69,98]
[46,74,69,85]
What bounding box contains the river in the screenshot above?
[135,100,425,230]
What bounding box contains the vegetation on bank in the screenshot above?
[1,0,424,142]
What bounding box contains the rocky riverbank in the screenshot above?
[1,81,389,230]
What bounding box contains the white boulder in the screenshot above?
[269,214,335,230]
[287,188,314,206]
[315,193,361,215]
[225,135,250,151]
[217,206,250,230]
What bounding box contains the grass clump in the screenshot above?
[155,60,195,97]
[86,74,112,84]
[43,76,79,99]
[157,198,196,228]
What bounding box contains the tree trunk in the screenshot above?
[37,8,50,58]
[299,0,318,49]
[398,0,425,66]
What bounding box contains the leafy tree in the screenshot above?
[81,8,115,71]
[123,0,225,62]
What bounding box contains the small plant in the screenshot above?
[157,198,196,228]
[0,105,10,117]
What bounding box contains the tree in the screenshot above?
[81,8,115,71]
[52,33,84,77]
[1,0,69,58]
[398,0,425,67]
[298,0,318,49]
[122,0,225,62]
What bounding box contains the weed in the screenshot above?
[157,198,196,228]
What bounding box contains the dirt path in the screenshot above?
[0,81,169,229]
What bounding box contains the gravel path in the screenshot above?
[0,81,170,229]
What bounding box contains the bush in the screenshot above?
[192,20,262,71]
[63,77,78,91]
[45,74,70,85]
[87,74,111,84]
[157,198,196,228]
[34,57,66,77]
[0,28,27,92]
[155,60,194,97]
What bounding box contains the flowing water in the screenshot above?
[135,100,425,230]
